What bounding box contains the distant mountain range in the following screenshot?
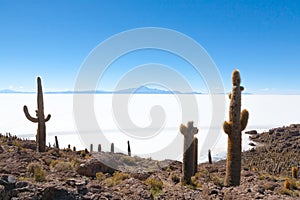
[0,86,202,94]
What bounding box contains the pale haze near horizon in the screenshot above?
[0,93,299,162]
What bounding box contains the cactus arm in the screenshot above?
[223,121,231,135]
[23,105,38,123]
[240,109,249,131]
[180,124,187,135]
[45,114,51,122]
[192,127,198,135]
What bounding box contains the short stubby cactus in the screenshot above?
[223,69,249,186]
[292,166,298,179]
[23,77,51,152]
[180,121,198,184]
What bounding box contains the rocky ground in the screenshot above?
[0,124,299,200]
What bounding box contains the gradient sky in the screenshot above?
[0,0,299,93]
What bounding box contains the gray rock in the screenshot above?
[15,181,29,188]
[289,130,300,137]
[76,158,116,177]
[41,186,68,200]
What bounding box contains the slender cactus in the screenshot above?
[111,143,114,153]
[55,136,59,149]
[127,141,131,156]
[180,121,198,184]
[208,149,212,164]
[23,77,51,152]
[90,144,93,152]
[194,137,198,175]
[223,70,249,186]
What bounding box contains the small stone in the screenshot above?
[249,142,256,147]
[8,176,16,184]
[210,189,219,195]
[245,130,257,135]
[15,181,28,188]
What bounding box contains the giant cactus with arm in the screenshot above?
[23,77,51,152]
[223,69,249,186]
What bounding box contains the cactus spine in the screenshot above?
[23,77,51,152]
[223,69,249,186]
[180,121,198,184]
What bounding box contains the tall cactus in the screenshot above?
[180,121,198,184]
[23,77,51,152]
[127,140,131,156]
[223,70,249,186]
[208,149,212,164]
[111,143,114,153]
[194,137,198,175]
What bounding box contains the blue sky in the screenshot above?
[0,0,299,93]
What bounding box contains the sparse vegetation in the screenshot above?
[50,160,72,172]
[34,167,46,182]
[283,179,298,190]
[121,156,137,166]
[70,157,81,168]
[145,177,163,198]
[96,172,106,181]
[104,172,130,187]
[27,162,46,182]
[48,148,60,157]
[27,162,42,176]
[189,176,201,189]
[210,173,224,187]
[280,179,300,197]
[170,172,180,184]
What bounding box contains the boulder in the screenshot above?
[15,181,29,189]
[289,130,300,137]
[76,158,116,177]
[41,186,68,200]
[0,146,4,154]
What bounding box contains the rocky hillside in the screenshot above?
[0,125,299,200]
